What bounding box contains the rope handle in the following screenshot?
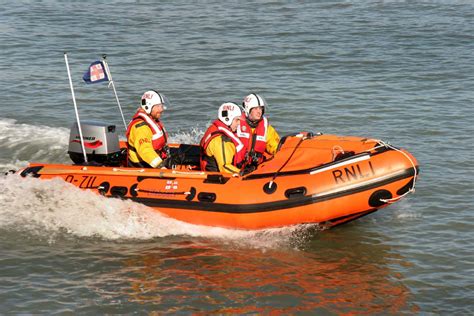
[366,139,418,203]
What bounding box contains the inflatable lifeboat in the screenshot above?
[17,121,419,230]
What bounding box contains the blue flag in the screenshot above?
[83,61,109,84]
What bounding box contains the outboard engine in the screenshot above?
[68,121,123,166]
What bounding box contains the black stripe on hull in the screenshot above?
[323,209,378,228]
[129,167,416,214]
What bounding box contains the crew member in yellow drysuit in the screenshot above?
[126,90,170,168]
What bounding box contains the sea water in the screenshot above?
[0,1,473,314]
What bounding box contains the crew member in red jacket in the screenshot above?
[200,103,245,174]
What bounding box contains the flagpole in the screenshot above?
[102,54,127,130]
[64,52,88,163]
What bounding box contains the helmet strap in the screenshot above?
[246,117,260,128]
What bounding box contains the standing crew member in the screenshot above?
[126,90,170,168]
[200,103,245,174]
[238,93,280,169]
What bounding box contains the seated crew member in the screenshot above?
[200,103,246,174]
[126,90,170,168]
[237,93,280,168]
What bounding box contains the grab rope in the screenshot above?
[111,168,145,172]
[367,139,418,203]
[81,167,146,172]
[267,133,308,189]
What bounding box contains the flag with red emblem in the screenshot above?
[83,61,109,84]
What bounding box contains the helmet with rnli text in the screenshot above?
[218,102,242,126]
[141,90,170,114]
[242,93,267,116]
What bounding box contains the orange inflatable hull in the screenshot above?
[17,134,419,230]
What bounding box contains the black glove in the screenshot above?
[249,152,258,165]
[240,164,256,176]
[158,157,173,169]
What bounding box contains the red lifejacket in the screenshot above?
[200,120,246,171]
[126,110,168,159]
[237,115,268,156]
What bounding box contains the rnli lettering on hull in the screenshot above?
[332,161,375,184]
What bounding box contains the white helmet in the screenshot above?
[218,102,242,126]
[243,93,267,116]
[141,90,169,114]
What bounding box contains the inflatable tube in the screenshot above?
[17,133,419,230]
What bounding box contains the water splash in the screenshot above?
[0,174,317,248]
[0,118,70,171]
[168,126,204,144]
[0,118,206,172]
[395,207,422,220]
[0,119,320,248]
